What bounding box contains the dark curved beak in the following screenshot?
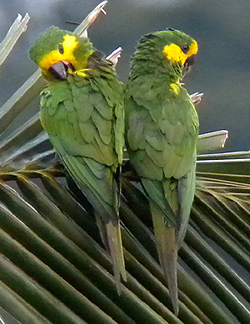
[183,54,196,75]
[49,61,74,80]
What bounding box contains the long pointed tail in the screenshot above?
[96,215,127,294]
[106,221,127,294]
[150,201,179,315]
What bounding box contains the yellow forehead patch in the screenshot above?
[39,34,79,71]
[163,40,198,65]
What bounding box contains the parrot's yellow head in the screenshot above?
[132,28,198,81]
[29,27,93,80]
[162,36,198,70]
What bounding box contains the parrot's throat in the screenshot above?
[49,60,75,80]
[183,54,195,76]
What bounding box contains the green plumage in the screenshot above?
[29,27,126,291]
[125,29,199,314]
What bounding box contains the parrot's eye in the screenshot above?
[180,45,189,54]
[58,44,64,54]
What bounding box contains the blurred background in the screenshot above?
[0,0,249,152]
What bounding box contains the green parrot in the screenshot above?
[125,28,199,314]
[29,27,126,292]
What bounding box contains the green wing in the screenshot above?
[41,75,123,217]
[125,76,199,314]
[40,71,126,289]
[126,77,199,226]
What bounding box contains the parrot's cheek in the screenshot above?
[49,61,74,80]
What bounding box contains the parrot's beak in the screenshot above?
[183,54,195,75]
[49,61,74,80]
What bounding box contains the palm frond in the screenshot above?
[0,13,30,67]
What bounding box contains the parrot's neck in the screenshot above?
[130,46,184,86]
[129,58,183,92]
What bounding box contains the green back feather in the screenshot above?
[125,28,199,314]
[125,28,199,226]
[30,26,126,289]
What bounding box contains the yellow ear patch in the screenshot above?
[38,34,79,71]
[163,40,198,64]
[163,43,187,64]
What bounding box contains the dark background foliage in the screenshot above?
[0,0,249,152]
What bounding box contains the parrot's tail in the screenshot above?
[96,216,127,294]
[150,201,179,315]
[59,153,127,293]
[106,220,127,294]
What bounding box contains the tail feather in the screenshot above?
[106,220,127,294]
[95,214,110,252]
[177,166,196,248]
[95,214,127,294]
[58,153,126,293]
[150,201,179,315]
[96,215,127,294]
